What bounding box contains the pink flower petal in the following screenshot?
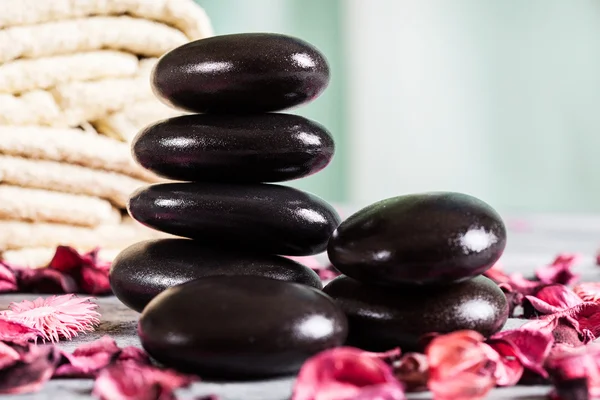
[118,346,151,364]
[0,295,100,343]
[394,353,428,392]
[484,264,541,296]
[55,336,120,378]
[16,268,78,294]
[426,331,497,400]
[0,344,60,394]
[47,246,112,295]
[546,343,600,398]
[562,302,600,343]
[80,264,111,295]
[0,318,43,345]
[292,347,404,400]
[524,285,583,315]
[0,342,20,369]
[0,263,17,293]
[92,359,196,400]
[48,246,85,272]
[573,283,600,303]
[342,384,406,400]
[535,254,580,286]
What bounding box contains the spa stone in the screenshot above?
[110,239,322,313]
[323,275,508,351]
[128,182,340,256]
[328,192,506,286]
[132,113,334,183]
[152,33,330,113]
[138,276,348,378]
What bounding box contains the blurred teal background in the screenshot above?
[197,0,600,213]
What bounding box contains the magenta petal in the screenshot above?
[490,327,553,377]
[80,265,111,295]
[546,343,600,398]
[0,263,17,293]
[525,285,583,315]
[55,336,120,378]
[49,246,85,272]
[292,347,402,400]
[394,353,429,392]
[17,268,78,294]
[0,342,20,370]
[118,346,151,364]
[0,344,60,394]
[0,318,42,344]
[93,360,196,400]
[345,384,406,400]
[562,302,600,343]
[536,254,580,286]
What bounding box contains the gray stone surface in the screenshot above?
[2,213,600,399]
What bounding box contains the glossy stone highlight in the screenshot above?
[328,192,506,286]
[152,33,330,113]
[132,114,334,183]
[138,276,348,378]
[110,239,322,313]
[128,182,340,256]
[323,275,508,351]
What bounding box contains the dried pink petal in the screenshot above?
[49,246,112,295]
[573,283,600,303]
[546,343,600,398]
[292,347,404,400]
[536,254,580,286]
[562,302,600,343]
[0,318,43,345]
[525,285,583,315]
[16,268,78,294]
[0,295,100,343]
[93,359,196,400]
[362,347,402,365]
[0,263,17,293]
[394,352,429,392]
[484,264,541,296]
[0,343,60,394]
[55,336,120,378]
[342,384,406,400]
[0,342,20,369]
[426,331,497,400]
[118,346,151,364]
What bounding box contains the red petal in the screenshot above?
[426,331,497,400]
[16,268,78,294]
[395,353,429,392]
[0,263,17,293]
[118,346,151,364]
[80,265,111,295]
[0,318,42,344]
[93,359,196,400]
[0,344,60,394]
[525,285,583,315]
[489,327,553,378]
[546,343,600,398]
[362,348,402,365]
[562,302,600,343]
[536,254,580,286]
[49,246,85,272]
[292,347,403,400]
[573,283,600,303]
[55,336,120,378]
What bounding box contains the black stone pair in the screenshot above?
[109,34,348,378]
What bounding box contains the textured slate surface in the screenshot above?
[2,213,600,399]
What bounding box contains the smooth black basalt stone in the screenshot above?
[109,239,322,313]
[127,182,340,256]
[138,276,348,378]
[328,192,506,286]
[323,275,508,351]
[132,113,334,183]
[152,33,330,113]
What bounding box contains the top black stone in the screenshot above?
[152,33,330,113]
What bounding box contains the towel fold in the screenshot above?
[0,218,166,251]
[0,185,121,227]
[0,58,156,127]
[0,16,189,64]
[0,155,146,207]
[93,100,183,142]
[0,50,139,94]
[0,0,212,39]
[0,126,158,181]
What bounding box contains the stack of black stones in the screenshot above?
[110,33,349,378]
[110,32,511,379]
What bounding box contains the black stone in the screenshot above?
[152,33,330,113]
[328,192,506,286]
[323,275,508,351]
[138,276,348,378]
[132,114,334,183]
[128,182,340,256]
[109,239,322,313]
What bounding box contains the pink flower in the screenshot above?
[55,336,120,378]
[426,331,497,400]
[0,343,61,394]
[0,295,100,343]
[0,263,17,293]
[546,343,600,398]
[92,359,196,400]
[535,253,580,286]
[292,347,405,400]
